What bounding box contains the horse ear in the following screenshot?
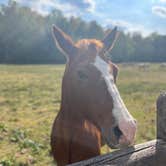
[102,27,119,54]
[52,25,77,60]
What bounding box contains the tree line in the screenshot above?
[0,1,166,64]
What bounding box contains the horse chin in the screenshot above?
[106,135,133,149]
[106,138,129,149]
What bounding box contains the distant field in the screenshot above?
[0,64,166,165]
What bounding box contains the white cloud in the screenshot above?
[84,0,96,12]
[59,0,95,12]
[15,0,55,15]
[152,6,166,18]
[14,0,95,16]
[105,19,153,36]
[31,0,55,16]
[159,0,166,3]
[54,3,81,18]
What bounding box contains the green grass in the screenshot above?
[0,64,166,165]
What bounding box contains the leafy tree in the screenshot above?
[0,1,166,64]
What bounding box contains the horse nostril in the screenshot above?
[114,126,123,140]
[134,119,137,125]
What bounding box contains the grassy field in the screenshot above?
[0,64,166,165]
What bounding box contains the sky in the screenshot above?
[0,0,166,36]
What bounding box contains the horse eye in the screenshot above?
[78,70,88,80]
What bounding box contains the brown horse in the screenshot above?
[51,25,137,166]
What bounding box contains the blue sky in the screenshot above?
[0,0,166,36]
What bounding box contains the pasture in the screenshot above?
[0,64,165,165]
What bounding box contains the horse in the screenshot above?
[51,25,137,166]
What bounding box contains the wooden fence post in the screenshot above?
[157,92,166,141]
[156,92,166,165]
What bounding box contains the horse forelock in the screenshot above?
[75,39,103,51]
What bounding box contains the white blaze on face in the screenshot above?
[93,56,132,122]
[93,55,136,144]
